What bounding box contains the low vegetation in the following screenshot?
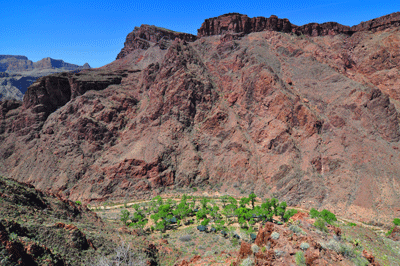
[119,193,298,236]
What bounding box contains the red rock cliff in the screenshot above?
[116,25,197,59]
[197,12,400,38]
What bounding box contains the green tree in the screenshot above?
[309,208,319,218]
[196,208,208,221]
[190,197,197,209]
[239,197,250,208]
[261,199,272,214]
[210,206,221,220]
[270,198,279,215]
[276,201,287,220]
[220,195,229,208]
[223,203,237,218]
[320,209,337,224]
[201,218,210,226]
[152,195,164,206]
[121,209,130,225]
[283,209,298,222]
[200,197,210,209]
[156,220,166,232]
[132,204,140,212]
[228,196,237,207]
[261,199,273,221]
[248,193,257,209]
[173,199,191,223]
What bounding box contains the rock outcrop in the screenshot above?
[116,25,197,60]
[197,13,352,37]
[197,12,400,38]
[1,12,400,224]
[351,12,400,32]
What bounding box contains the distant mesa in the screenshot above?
[0,55,91,100]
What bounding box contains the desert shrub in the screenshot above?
[326,239,358,258]
[289,225,305,235]
[231,237,239,247]
[179,235,192,242]
[386,226,395,236]
[314,218,328,232]
[348,222,357,226]
[326,239,341,253]
[300,242,309,250]
[339,243,356,257]
[295,251,306,266]
[271,232,280,240]
[120,210,130,225]
[393,218,400,226]
[240,257,255,266]
[274,249,284,258]
[8,232,18,241]
[351,257,370,266]
[93,240,147,266]
[75,200,82,205]
[251,244,259,254]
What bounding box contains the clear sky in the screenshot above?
[1,0,399,68]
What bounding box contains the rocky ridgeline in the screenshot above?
[117,12,400,61]
[197,12,400,37]
[116,25,198,59]
[0,55,28,61]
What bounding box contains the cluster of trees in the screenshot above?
[120,193,299,234]
[309,208,337,224]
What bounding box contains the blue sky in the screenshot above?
[1,0,399,68]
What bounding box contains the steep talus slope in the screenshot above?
[1,13,400,224]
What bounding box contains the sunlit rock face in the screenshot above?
[1,12,400,224]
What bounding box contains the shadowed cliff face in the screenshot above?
[1,13,400,224]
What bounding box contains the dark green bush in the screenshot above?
[320,209,337,224]
[283,209,298,222]
[309,208,319,219]
[309,208,336,224]
[314,218,328,232]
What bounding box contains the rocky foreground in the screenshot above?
[1,12,400,225]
